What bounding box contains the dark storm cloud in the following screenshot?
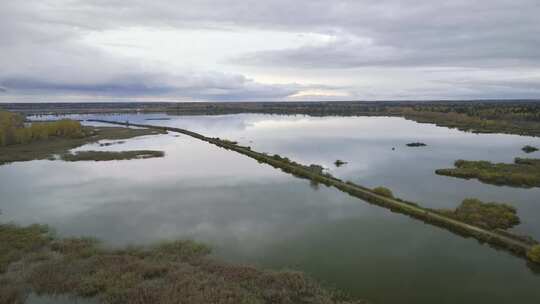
[1,0,539,100]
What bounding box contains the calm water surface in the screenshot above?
[2,113,539,303]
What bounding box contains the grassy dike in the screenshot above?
[90,119,540,264]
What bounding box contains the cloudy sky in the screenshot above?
[1,0,539,102]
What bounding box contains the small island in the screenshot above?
[61,150,165,162]
[522,145,539,153]
[435,198,520,230]
[435,158,540,188]
[406,142,427,147]
[334,159,347,167]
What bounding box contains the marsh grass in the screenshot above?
[0,223,52,273]
[0,223,366,304]
[61,150,165,162]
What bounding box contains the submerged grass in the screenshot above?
[61,150,165,162]
[436,158,540,188]
[0,223,366,304]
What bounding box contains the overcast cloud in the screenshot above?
[0,0,539,102]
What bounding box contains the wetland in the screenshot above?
[2,111,540,304]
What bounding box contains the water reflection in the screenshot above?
[7,113,540,304]
[55,113,540,237]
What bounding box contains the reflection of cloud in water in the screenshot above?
[7,113,540,240]
[5,113,540,303]
[49,181,385,253]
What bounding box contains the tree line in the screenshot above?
[407,103,540,122]
[0,111,85,146]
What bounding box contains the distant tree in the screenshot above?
[528,245,540,263]
[0,111,84,146]
[373,186,394,198]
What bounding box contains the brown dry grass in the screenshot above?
[0,223,366,304]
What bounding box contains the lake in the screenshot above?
[3,113,540,303]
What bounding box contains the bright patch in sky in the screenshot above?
[290,89,350,98]
[81,27,333,74]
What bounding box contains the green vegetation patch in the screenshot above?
[528,245,540,263]
[436,198,520,230]
[0,222,365,304]
[435,158,540,188]
[372,186,394,198]
[1,111,85,146]
[61,150,165,162]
